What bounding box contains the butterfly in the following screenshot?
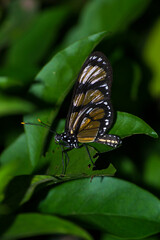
[22,51,122,172]
[54,51,122,168]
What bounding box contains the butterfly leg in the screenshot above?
[62,147,74,174]
[83,144,95,167]
[59,145,66,174]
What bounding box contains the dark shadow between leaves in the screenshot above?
[0,176,33,235]
[0,215,16,236]
[92,152,110,170]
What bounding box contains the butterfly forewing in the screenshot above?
[65,52,114,144]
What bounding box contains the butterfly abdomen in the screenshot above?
[96,134,122,148]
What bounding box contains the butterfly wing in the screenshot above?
[65,51,120,146]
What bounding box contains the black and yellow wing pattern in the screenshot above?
[64,51,121,147]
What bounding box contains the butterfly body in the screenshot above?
[55,52,122,159]
[55,132,79,149]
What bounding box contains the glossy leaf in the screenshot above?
[39,177,160,238]
[1,213,92,240]
[111,112,157,138]
[23,109,56,168]
[90,111,158,153]
[29,31,107,103]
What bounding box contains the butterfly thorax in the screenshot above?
[55,132,79,149]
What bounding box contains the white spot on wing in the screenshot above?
[97,57,102,62]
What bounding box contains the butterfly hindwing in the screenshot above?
[65,52,116,145]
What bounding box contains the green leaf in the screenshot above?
[110,112,158,138]
[143,18,160,98]
[0,176,33,214]
[39,177,160,239]
[143,152,160,189]
[0,133,32,176]
[101,233,160,240]
[0,76,23,90]
[0,0,38,48]
[130,62,142,101]
[90,111,158,152]
[0,94,35,116]
[1,6,69,85]
[46,148,116,177]
[64,0,151,45]
[1,213,92,240]
[20,175,57,205]
[0,163,21,203]
[23,109,58,168]
[29,31,107,103]
[6,7,69,67]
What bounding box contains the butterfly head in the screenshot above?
[55,132,79,148]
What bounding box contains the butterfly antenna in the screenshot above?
[21,119,56,134]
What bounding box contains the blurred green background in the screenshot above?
[0,0,160,240]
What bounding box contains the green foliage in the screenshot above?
[39,177,160,238]
[0,94,35,116]
[29,31,107,103]
[64,0,151,45]
[0,133,32,175]
[143,18,160,97]
[0,0,159,240]
[1,214,92,240]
